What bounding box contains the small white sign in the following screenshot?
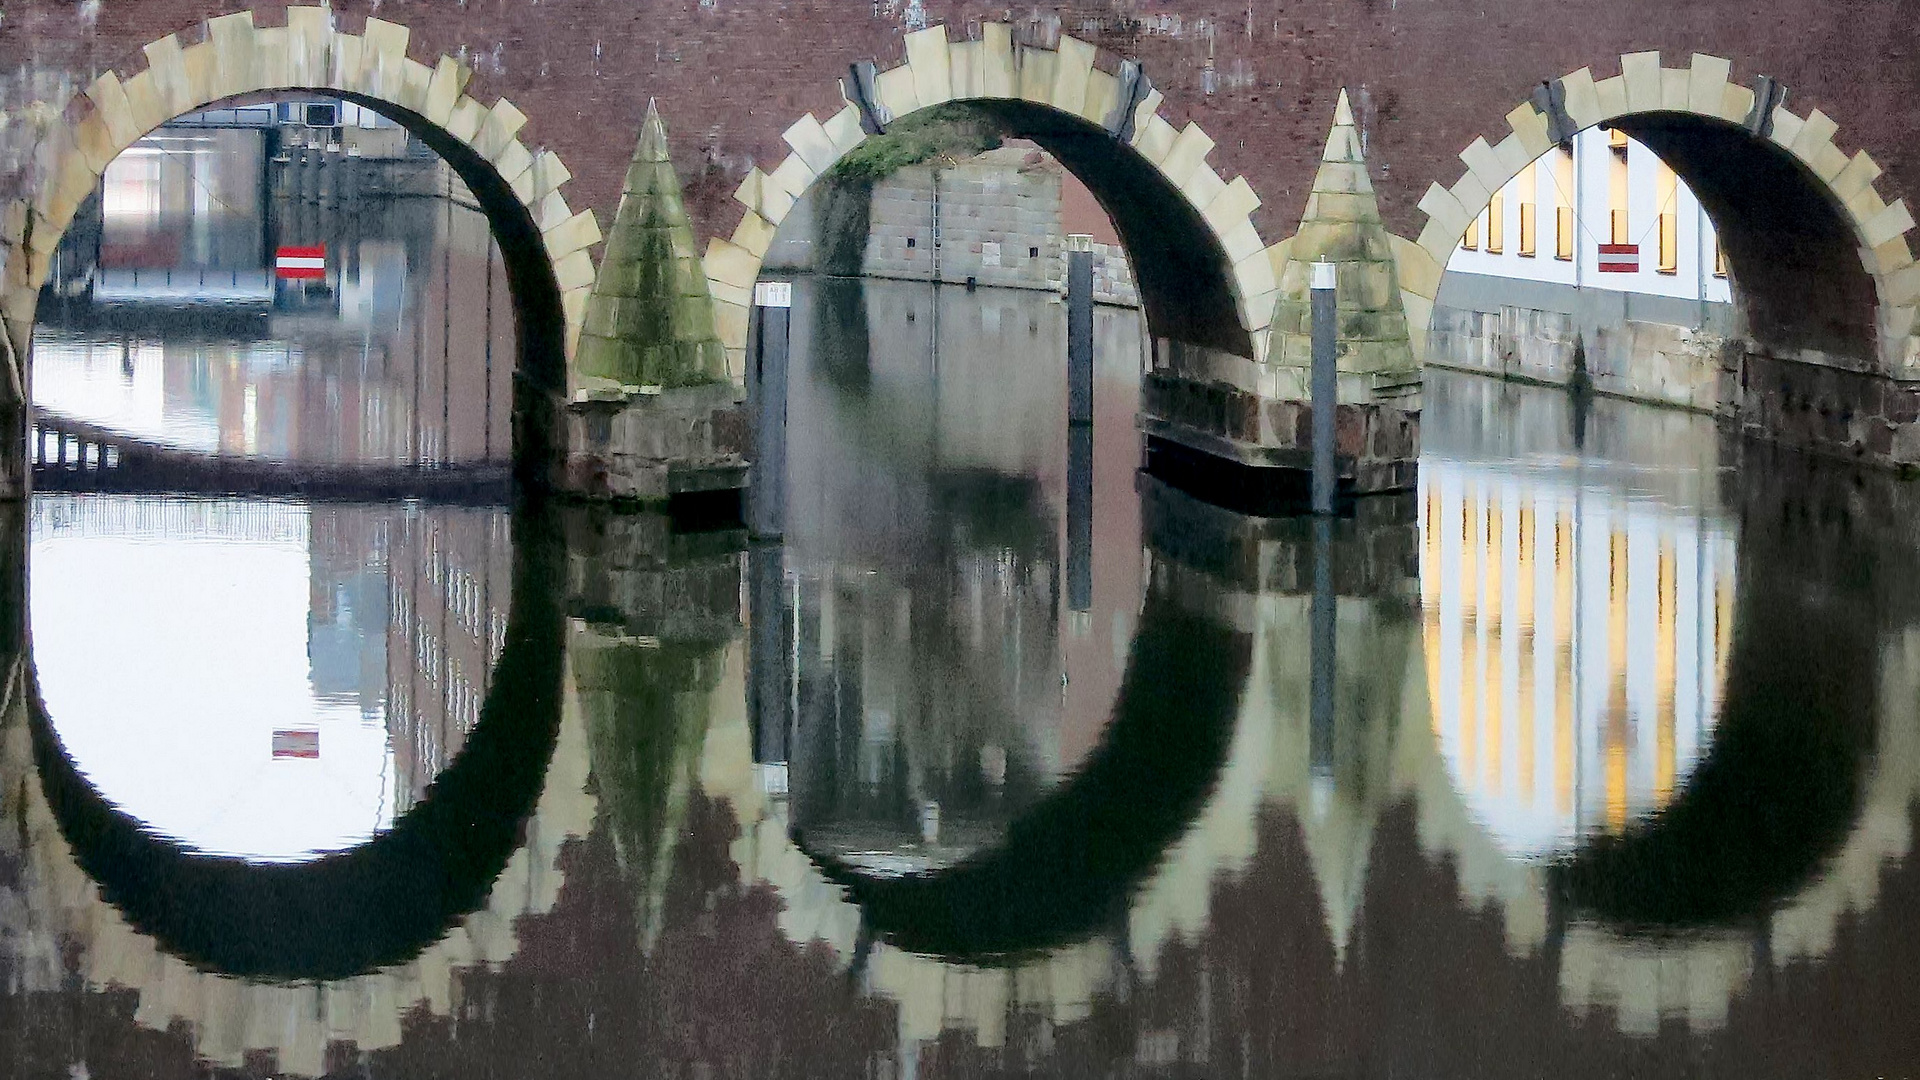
[982,241,1002,267]
[754,280,793,308]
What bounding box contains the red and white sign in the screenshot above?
[272,729,320,759]
[1598,243,1639,273]
[275,244,326,280]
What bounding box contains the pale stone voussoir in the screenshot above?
[1559,68,1601,129]
[904,24,953,108]
[1688,54,1733,114]
[1049,35,1096,117]
[781,114,839,177]
[1593,75,1628,124]
[1864,200,1916,250]
[874,64,921,122]
[544,210,603,261]
[1157,122,1216,191]
[1506,101,1552,161]
[1417,182,1470,240]
[1620,50,1662,113]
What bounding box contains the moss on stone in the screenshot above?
[575,100,727,391]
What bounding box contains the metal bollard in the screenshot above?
[1066,234,1094,425]
[748,280,792,539]
[1310,260,1338,516]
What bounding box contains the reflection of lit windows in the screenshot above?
[1486,193,1504,254]
[1656,159,1679,274]
[1420,466,1737,856]
[1518,162,1537,257]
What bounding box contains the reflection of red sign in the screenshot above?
[272,730,320,759]
[275,244,326,280]
[1598,242,1639,273]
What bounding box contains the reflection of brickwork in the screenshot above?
[386,506,512,813]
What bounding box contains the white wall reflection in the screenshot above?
[1420,460,1736,856]
[30,496,395,861]
[26,495,513,863]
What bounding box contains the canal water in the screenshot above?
[8,170,1920,1076]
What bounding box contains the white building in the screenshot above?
[1446,127,1731,305]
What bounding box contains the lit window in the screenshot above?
[1608,128,1630,246]
[1486,193,1504,254]
[1518,162,1537,257]
[1554,146,1575,261]
[1656,160,1678,274]
[1714,240,1728,278]
[1463,214,1479,251]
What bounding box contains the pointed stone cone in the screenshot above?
[574,99,727,392]
[1268,89,1415,388]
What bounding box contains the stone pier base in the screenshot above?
[1720,349,1920,470]
[1139,367,1420,505]
[559,383,750,503]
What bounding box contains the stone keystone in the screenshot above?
[574,99,727,395]
[1269,88,1417,397]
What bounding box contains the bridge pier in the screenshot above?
[1139,91,1420,502]
[557,103,750,506]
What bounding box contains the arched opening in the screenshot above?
[1429,112,1882,413]
[25,88,567,492]
[1410,60,1916,464]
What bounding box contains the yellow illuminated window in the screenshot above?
[1553,147,1574,261]
[1656,160,1678,274]
[1714,240,1728,278]
[1486,193,1504,254]
[1463,214,1478,251]
[1518,162,1537,257]
[1608,129,1630,245]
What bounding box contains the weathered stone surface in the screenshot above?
[1268,89,1418,402]
[574,100,727,393]
[561,382,747,503]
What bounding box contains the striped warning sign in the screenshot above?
[1598,242,1639,273]
[275,244,326,280]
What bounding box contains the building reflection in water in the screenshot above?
[27,494,511,860]
[9,291,1920,1075]
[752,278,1147,878]
[33,101,514,469]
[1419,458,1736,855]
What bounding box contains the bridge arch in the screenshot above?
[700,24,1277,371]
[1,8,603,477]
[1398,52,1920,379]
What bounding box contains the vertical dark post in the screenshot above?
[748,545,793,767]
[749,280,792,540]
[1066,235,1095,612]
[1310,260,1339,515]
[1066,235,1094,425]
[1308,515,1337,783]
[1068,424,1094,613]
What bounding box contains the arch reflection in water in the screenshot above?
[11,493,579,992]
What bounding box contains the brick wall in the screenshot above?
[6,0,1916,258]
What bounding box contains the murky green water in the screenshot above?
[9,167,1920,1077]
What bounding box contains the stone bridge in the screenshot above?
[3,1,1919,498]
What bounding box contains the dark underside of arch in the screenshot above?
[1612,113,1879,367]
[796,585,1251,961]
[960,100,1254,360]
[1554,502,1880,928]
[28,501,567,981]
